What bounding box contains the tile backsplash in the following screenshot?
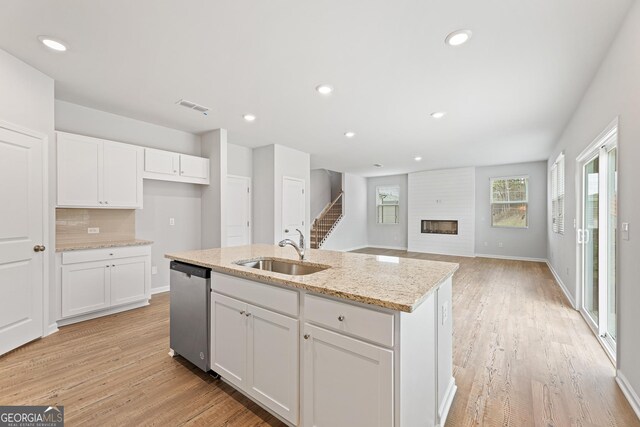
[56,208,135,244]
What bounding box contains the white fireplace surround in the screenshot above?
[408,167,476,256]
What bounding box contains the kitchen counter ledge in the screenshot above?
[166,244,458,312]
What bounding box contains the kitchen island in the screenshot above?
[166,244,459,427]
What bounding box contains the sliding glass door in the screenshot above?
[578,128,617,359]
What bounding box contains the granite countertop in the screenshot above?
[56,239,154,252]
[165,244,459,313]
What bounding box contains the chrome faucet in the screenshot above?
[279,228,305,260]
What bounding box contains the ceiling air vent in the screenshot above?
[176,99,210,115]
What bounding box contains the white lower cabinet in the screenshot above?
[302,323,393,427]
[208,273,455,427]
[61,261,110,318]
[211,291,299,425]
[58,246,151,322]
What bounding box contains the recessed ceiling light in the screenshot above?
[344,131,356,138]
[445,30,472,46]
[414,156,422,161]
[38,36,67,52]
[316,84,334,95]
[374,163,383,168]
[431,111,446,119]
[243,114,256,122]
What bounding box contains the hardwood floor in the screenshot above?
[0,249,637,426]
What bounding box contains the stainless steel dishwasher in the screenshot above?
[169,260,212,372]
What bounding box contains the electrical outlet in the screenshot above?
[169,218,175,226]
[622,222,630,241]
[498,242,503,248]
[151,266,158,275]
[484,241,488,247]
[87,227,100,234]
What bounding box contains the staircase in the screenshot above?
[310,192,344,249]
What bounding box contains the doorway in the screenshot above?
[282,177,305,242]
[226,175,252,247]
[577,119,618,361]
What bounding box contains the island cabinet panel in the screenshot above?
[302,323,394,427]
[211,292,248,389]
[211,272,299,317]
[247,305,299,424]
[211,290,299,425]
[304,294,394,347]
[436,277,456,423]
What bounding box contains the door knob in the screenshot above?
[303,334,310,340]
[33,245,46,252]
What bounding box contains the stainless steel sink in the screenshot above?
[235,258,330,276]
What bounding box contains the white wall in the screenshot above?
[201,129,227,249]
[367,174,408,249]
[227,143,252,177]
[322,174,368,251]
[311,169,332,219]
[0,48,55,329]
[408,168,476,256]
[252,145,275,244]
[54,100,203,290]
[546,0,640,407]
[475,161,547,260]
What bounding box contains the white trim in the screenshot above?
[437,378,457,427]
[151,285,170,295]
[576,116,619,162]
[476,253,547,263]
[56,300,150,326]
[616,370,640,421]
[366,245,408,251]
[545,261,578,309]
[321,245,369,253]
[46,323,59,336]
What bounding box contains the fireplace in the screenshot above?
[421,220,458,235]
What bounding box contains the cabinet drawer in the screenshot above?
[304,294,394,347]
[62,245,151,265]
[211,272,298,317]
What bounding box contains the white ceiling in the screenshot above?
[0,0,632,176]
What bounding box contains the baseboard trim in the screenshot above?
[438,377,457,427]
[545,261,577,309]
[323,245,368,252]
[151,285,170,295]
[475,253,547,263]
[57,300,150,327]
[366,245,408,251]
[45,322,59,336]
[616,370,640,421]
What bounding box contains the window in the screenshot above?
[376,186,400,224]
[551,153,565,234]
[490,176,529,228]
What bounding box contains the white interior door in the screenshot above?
[282,177,305,241]
[0,123,45,355]
[226,175,251,247]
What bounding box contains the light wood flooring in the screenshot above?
[1,249,638,426]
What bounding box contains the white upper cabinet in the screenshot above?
[143,148,209,185]
[144,148,179,177]
[57,132,143,209]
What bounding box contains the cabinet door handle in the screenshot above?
[106,265,110,268]
[112,264,115,267]
[338,315,345,322]
[239,310,246,315]
[33,245,46,252]
[105,201,109,204]
[245,312,251,317]
[303,334,310,340]
[99,201,103,204]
